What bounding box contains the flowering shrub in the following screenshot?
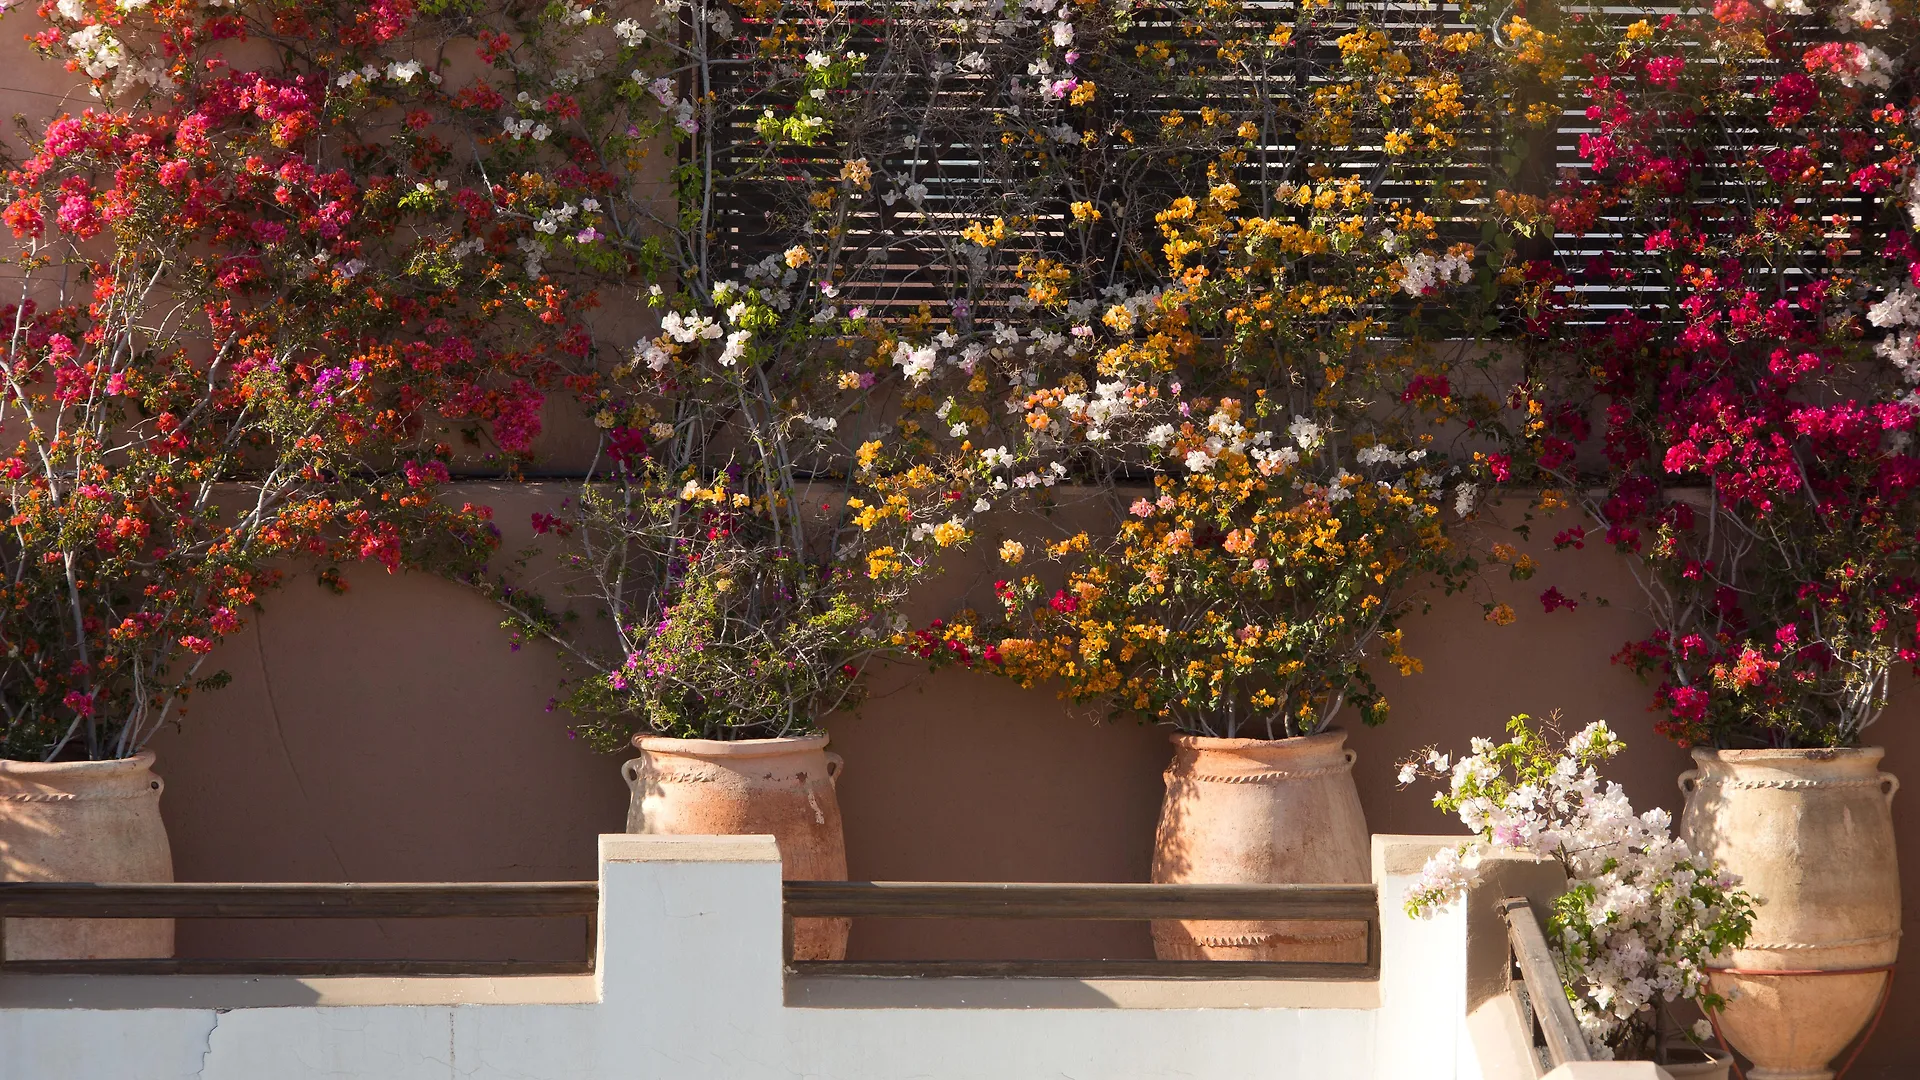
[1403,715,1755,1060]
[490,454,971,745]
[0,0,590,758]
[486,283,978,742]
[1494,0,1920,747]
[454,0,1525,741]
[856,0,1527,738]
[975,391,1470,738]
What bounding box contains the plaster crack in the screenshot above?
[252,617,385,939]
[191,1008,225,1077]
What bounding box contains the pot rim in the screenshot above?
[1690,745,1884,765]
[0,749,158,775]
[1169,729,1348,751]
[633,732,830,758]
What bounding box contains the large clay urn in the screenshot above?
[1679,748,1900,1080]
[0,751,175,960]
[1150,730,1370,961]
[624,733,849,960]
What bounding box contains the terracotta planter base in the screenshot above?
[625,733,849,961]
[1150,729,1370,963]
[1708,967,1892,1080]
[0,751,174,960]
[1680,747,1900,1080]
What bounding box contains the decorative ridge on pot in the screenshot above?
[1165,731,1357,784]
[1681,746,1897,798]
[634,733,832,759]
[0,751,167,801]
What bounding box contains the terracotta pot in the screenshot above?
[624,733,849,960]
[1678,747,1901,1080]
[0,751,174,960]
[1150,729,1370,961]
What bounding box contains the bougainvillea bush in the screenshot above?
[1403,715,1754,1059]
[1498,0,1920,747]
[980,389,1472,739]
[0,0,588,758]
[458,0,1527,741]
[872,4,1526,737]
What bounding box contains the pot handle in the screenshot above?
[1678,769,1701,797]
[621,758,646,791]
[825,752,845,785]
[1881,773,1900,806]
[1343,748,1358,769]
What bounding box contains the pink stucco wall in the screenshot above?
[138,485,1917,1076]
[0,24,1907,1070]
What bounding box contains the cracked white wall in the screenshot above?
[0,834,1485,1080]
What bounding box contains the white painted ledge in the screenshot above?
[0,833,1506,1080]
[786,973,1381,1009]
[1546,1066,1684,1080]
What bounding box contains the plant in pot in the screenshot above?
[0,0,585,958]
[898,45,1506,954]
[1403,715,1754,1076]
[489,299,975,960]
[928,210,1499,952]
[1491,0,1918,1069]
[445,0,1104,962]
[977,395,1471,961]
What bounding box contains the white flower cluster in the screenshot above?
[1836,44,1897,88]
[1759,0,1902,85]
[1765,0,1896,30]
[335,61,434,89]
[65,24,126,79]
[503,117,554,141]
[634,72,701,133]
[1356,444,1426,468]
[660,311,723,342]
[892,340,938,383]
[1405,721,1751,1058]
[1398,251,1473,295]
[1831,0,1893,29]
[531,201,585,235]
[889,328,998,386]
[1288,414,1324,450]
[639,286,774,371]
[1868,287,1920,386]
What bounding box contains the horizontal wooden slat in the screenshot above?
[0,882,598,919]
[789,958,1376,979]
[0,958,592,977]
[782,881,1376,920]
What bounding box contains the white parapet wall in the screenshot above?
[0,834,1668,1080]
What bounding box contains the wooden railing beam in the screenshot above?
[782,881,1377,921]
[0,882,597,919]
[1497,896,1591,1066]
